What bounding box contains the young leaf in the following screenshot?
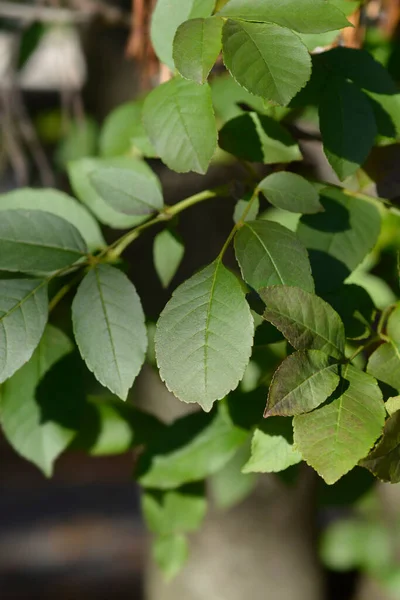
[0,325,74,476]
[294,366,386,484]
[258,172,323,214]
[367,342,400,392]
[142,484,207,536]
[72,265,147,401]
[242,419,302,474]
[90,167,164,216]
[319,77,377,180]
[143,77,217,174]
[68,156,152,229]
[155,260,254,411]
[218,0,350,33]
[235,220,314,293]
[173,17,223,84]
[297,186,381,292]
[153,229,185,288]
[0,188,105,251]
[151,0,215,68]
[0,209,87,273]
[219,112,302,164]
[137,407,249,488]
[222,20,312,106]
[99,99,156,158]
[153,534,189,581]
[0,279,48,383]
[361,411,400,483]
[266,350,340,417]
[261,286,346,359]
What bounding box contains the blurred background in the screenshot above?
[1,1,400,599]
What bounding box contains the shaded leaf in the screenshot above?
[72,265,147,401]
[258,172,323,214]
[137,406,249,489]
[155,260,254,412]
[219,112,302,163]
[151,0,215,68]
[242,418,302,473]
[261,285,346,359]
[209,442,257,509]
[297,186,381,292]
[0,325,73,475]
[266,350,340,417]
[294,366,385,484]
[0,279,48,383]
[68,156,152,229]
[0,210,87,273]
[234,220,314,293]
[173,17,223,84]
[361,411,400,483]
[143,77,217,174]
[90,166,163,216]
[233,196,260,224]
[0,188,105,251]
[154,230,185,288]
[222,19,311,105]
[319,77,377,180]
[219,0,350,33]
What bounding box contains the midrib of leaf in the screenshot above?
[173,86,203,172]
[0,281,46,324]
[243,223,285,284]
[94,267,122,389]
[203,261,221,392]
[236,23,281,102]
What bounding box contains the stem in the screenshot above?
[347,336,380,363]
[49,271,85,312]
[218,187,260,260]
[106,186,229,260]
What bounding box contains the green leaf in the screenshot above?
[56,117,99,169]
[219,0,350,33]
[361,411,400,483]
[366,92,400,138]
[367,342,400,392]
[233,196,260,224]
[266,350,340,417]
[142,484,207,535]
[143,77,217,174]
[234,220,314,293]
[258,172,323,214]
[319,77,377,180]
[211,73,270,122]
[209,442,257,509]
[0,325,73,476]
[261,286,346,359]
[243,418,302,474]
[154,230,185,288]
[294,366,386,484]
[68,156,152,229]
[222,20,312,105]
[387,304,400,343]
[219,112,302,163]
[0,279,48,383]
[155,260,254,411]
[385,396,400,417]
[329,0,360,16]
[137,406,249,489]
[90,167,164,216]
[72,265,147,401]
[153,534,189,581]
[323,284,375,340]
[99,99,156,158]
[173,17,223,84]
[151,0,215,68]
[0,188,105,252]
[297,186,381,292]
[0,210,87,273]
